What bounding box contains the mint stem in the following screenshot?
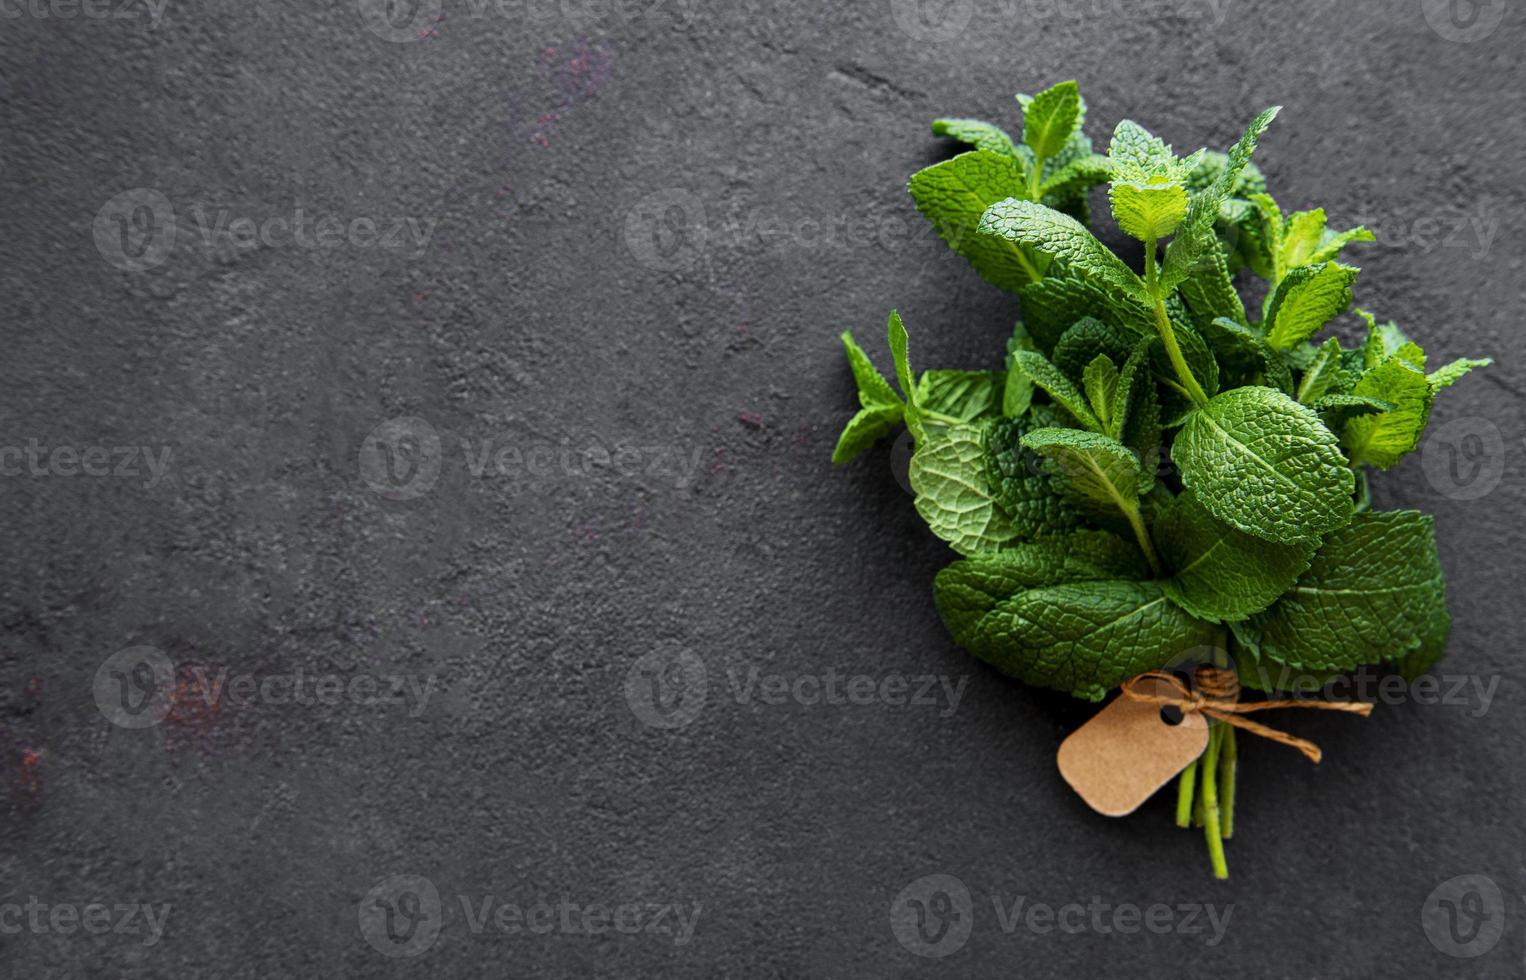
[1142,239,1209,408]
[1220,725,1237,839]
[1175,758,1198,829]
[1201,724,1228,879]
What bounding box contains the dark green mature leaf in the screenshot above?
[1177,246,1247,327]
[984,416,1083,539]
[1082,355,1121,430]
[934,529,1148,650]
[1249,511,1449,674]
[1160,106,1280,293]
[1020,428,1143,523]
[979,199,1150,305]
[1039,154,1111,201]
[1018,275,1153,351]
[1263,261,1359,350]
[1021,80,1083,159]
[1157,490,1316,623]
[910,151,1045,292]
[1314,393,1394,432]
[1052,316,1139,381]
[939,576,1218,701]
[1014,350,1102,430]
[1173,386,1354,543]
[1202,317,1290,393]
[910,424,1018,556]
[931,118,1020,160]
[1003,322,1038,417]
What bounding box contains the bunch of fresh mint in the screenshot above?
[832,81,1490,877]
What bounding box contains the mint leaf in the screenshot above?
[934,530,1150,653]
[1018,275,1154,351]
[979,199,1150,305]
[1014,350,1102,430]
[1160,106,1280,294]
[939,577,1217,701]
[1263,261,1359,350]
[1003,322,1037,417]
[841,329,902,408]
[1249,511,1448,674]
[1082,355,1120,430]
[888,310,914,398]
[1177,246,1247,327]
[1157,490,1316,623]
[1342,351,1433,469]
[1039,154,1111,201]
[1020,427,1143,523]
[1294,336,1351,404]
[910,424,1019,556]
[1052,316,1138,381]
[910,151,1046,291]
[1428,357,1492,392]
[984,416,1083,539]
[1021,80,1083,159]
[1174,386,1354,543]
[832,405,904,464]
[918,370,1004,422]
[1313,393,1394,432]
[931,117,1019,160]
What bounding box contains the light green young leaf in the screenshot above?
[840,330,902,409]
[1107,120,1177,172]
[1173,386,1355,543]
[1358,311,1416,369]
[1020,427,1142,522]
[1160,106,1280,294]
[909,151,1046,292]
[1263,261,1359,350]
[832,405,904,464]
[910,424,1019,556]
[1003,322,1037,417]
[979,199,1149,305]
[1278,208,1328,270]
[887,311,914,398]
[931,118,1020,160]
[1156,490,1316,624]
[1039,154,1111,201]
[918,371,1005,423]
[1014,350,1102,430]
[1308,224,1375,266]
[1082,355,1120,429]
[1021,80,1083,159]
[1294,336,1351,404]
[1111,181,1190,241]
[1428,357,1492,392]
[938,577,1218,701]
[1249,511,1448,673]
[1342,352,1433,469]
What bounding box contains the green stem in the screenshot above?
[1175,758,1198,829]
[1201,724,1228,879]
[1143,239,1209,409]
[1027,152,1046,202]
[917,408,965,427]
[1220,725,1237,840]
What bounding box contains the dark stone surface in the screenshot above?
[1,0,1522,975]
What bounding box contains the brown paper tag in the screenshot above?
[1057,677,1209,817]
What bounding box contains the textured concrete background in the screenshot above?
[1,0,1523,975]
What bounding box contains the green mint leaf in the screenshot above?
[1202,316,1290,394]
[832,405,904,464]
[1248,511,1448,674]
[888,310,914,399]
[1278,208,1328,270]
[979,199,1149,305]
[1313,393,1395,432]
[934,530,1150,653]
[1082,354,1121,429]
[1107,120,1177,172]
[1294,336,1351,405]
[1156,490,1316,623]
[1160,106,1280,294]
[909,151,1046,292]
[931,117,1020,160]
[1003,322,1037,417]
[910,424,1019,556]
[1052,316,1139,382]
[1113,341,1161,489]
[939,577,1217,701]
[1020,427,1143,523]
[1177,246,1247,326]
[1021,80,1083,159]
[1342,351,1433,469]
[1263,261,1359,351]
[1428,357,1492,392]
[1111,180,1190,242]
[1307,224,1376,265]
[984,416,1084,539]
[1014,350,1102,430]
[1038,153,1111,201]
[1358,311,1416,369]
[840,330,902,409]
[1018,275,1154,351]
[1174,386,1355,543]
[917,370,1005,422]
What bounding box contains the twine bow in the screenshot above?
[1120,667,1372,764]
